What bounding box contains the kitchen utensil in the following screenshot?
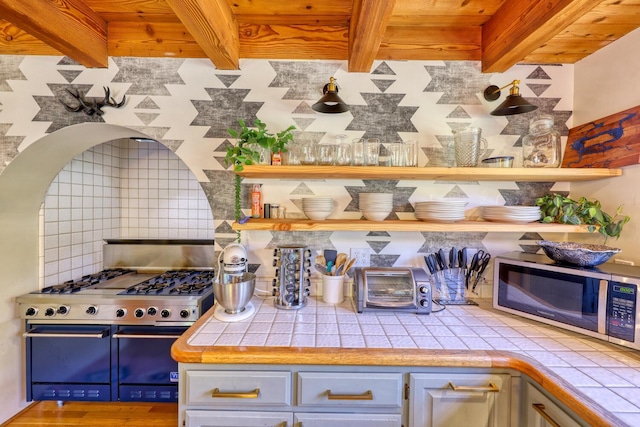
[449,247,458,269]
[332,256,346,276]
[315,255,326,267]
[326,260,333,274]
[342,257,356,274]
[213,272,256,314]
[324,249,338,265]
[471,253,491,293]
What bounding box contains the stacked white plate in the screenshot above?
[359,193,393,221]
[302,197,334,220]
[482,206,541,223]
[414,200,467,222]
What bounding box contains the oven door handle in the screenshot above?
[112,333,183,339]
[23,329,109,339]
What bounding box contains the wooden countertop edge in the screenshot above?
[172,313,618,427]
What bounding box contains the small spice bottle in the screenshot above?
[522,115,561,168]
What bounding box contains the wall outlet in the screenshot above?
[350,247,370,267]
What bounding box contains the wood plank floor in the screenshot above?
[1,401,178,426]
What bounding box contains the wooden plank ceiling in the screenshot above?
[0,0,638,73]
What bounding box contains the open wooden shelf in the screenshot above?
[232,219,594,233]
[235,165,622,182]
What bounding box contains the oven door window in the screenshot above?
[497,264,600,332]
[364,271,415,308]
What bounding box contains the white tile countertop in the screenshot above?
[181,296,640,426]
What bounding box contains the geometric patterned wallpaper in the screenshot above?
[0,56,574,296]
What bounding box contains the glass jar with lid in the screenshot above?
[522,115,561,167]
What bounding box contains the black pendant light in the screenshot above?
[312,77,349,114]
[483,79,538,116]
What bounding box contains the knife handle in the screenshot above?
[436,249,447,270]
[449,247,457,269]
[424,255,437,275]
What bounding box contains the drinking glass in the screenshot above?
[404,140,418,167]
[352,138,365,166]
[285,144,301,165]
[379,142,392,166]
[389,141,406,167]
[335,142,352,165]
[300,141,317,165]
[317,144,336,165]
[365,138,380,166]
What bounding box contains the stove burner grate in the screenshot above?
[41,269,134,293]
[123,270,215,295]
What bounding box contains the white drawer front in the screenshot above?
[297,372,403,408]
[295,412,403,427]
[186,410,292,427]
[186,370,292,407]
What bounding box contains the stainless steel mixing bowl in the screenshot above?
[213,272,256,314]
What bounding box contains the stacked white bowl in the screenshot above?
[302,197,334,220]
[359,193,393,221]
[414,200,467,222]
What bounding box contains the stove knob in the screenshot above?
[134,308,145,318]
[419,299,430,307]
[116,308,126,318]
[86,306,97,315]
[160,309,171,318]
[147,307,157,316]
[25,307,38,317]
[419,286,429,294]
[179,309,190,319]
[44,307,55,317]
[57,305,69,315]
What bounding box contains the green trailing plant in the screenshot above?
[225,118,296,171]
[225,119,295,242]
[536,193,630,241]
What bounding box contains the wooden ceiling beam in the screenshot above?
[348,0,396,72]
[0,0,107,67]
[164,0,239,70]
[482,0,604,73]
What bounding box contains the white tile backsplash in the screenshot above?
[39,139,214,287]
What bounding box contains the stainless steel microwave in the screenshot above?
[494,252,640,350]
[353,267,432,314]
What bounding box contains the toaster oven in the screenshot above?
[353,267,432,314]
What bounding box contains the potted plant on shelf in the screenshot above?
[225,118,296,171]
[536,193,630,241]
[225,119,296,241]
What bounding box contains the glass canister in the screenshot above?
[522,115,561,168]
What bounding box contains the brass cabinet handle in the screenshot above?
[532,403,562,427]
[448,382,500,393]
[211,387,260,399]
[326,389,373,400]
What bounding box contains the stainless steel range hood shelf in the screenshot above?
[103,240,216,272]
[104,239,214,245]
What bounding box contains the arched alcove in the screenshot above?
[0,123,212,296]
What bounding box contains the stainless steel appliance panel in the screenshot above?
[354,267,431,314]
[494,252,640,351]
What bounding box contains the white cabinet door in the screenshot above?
[523,383,586,427]
[186,410,293,427]
[294,412,403,427]
[409,372,511,427]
